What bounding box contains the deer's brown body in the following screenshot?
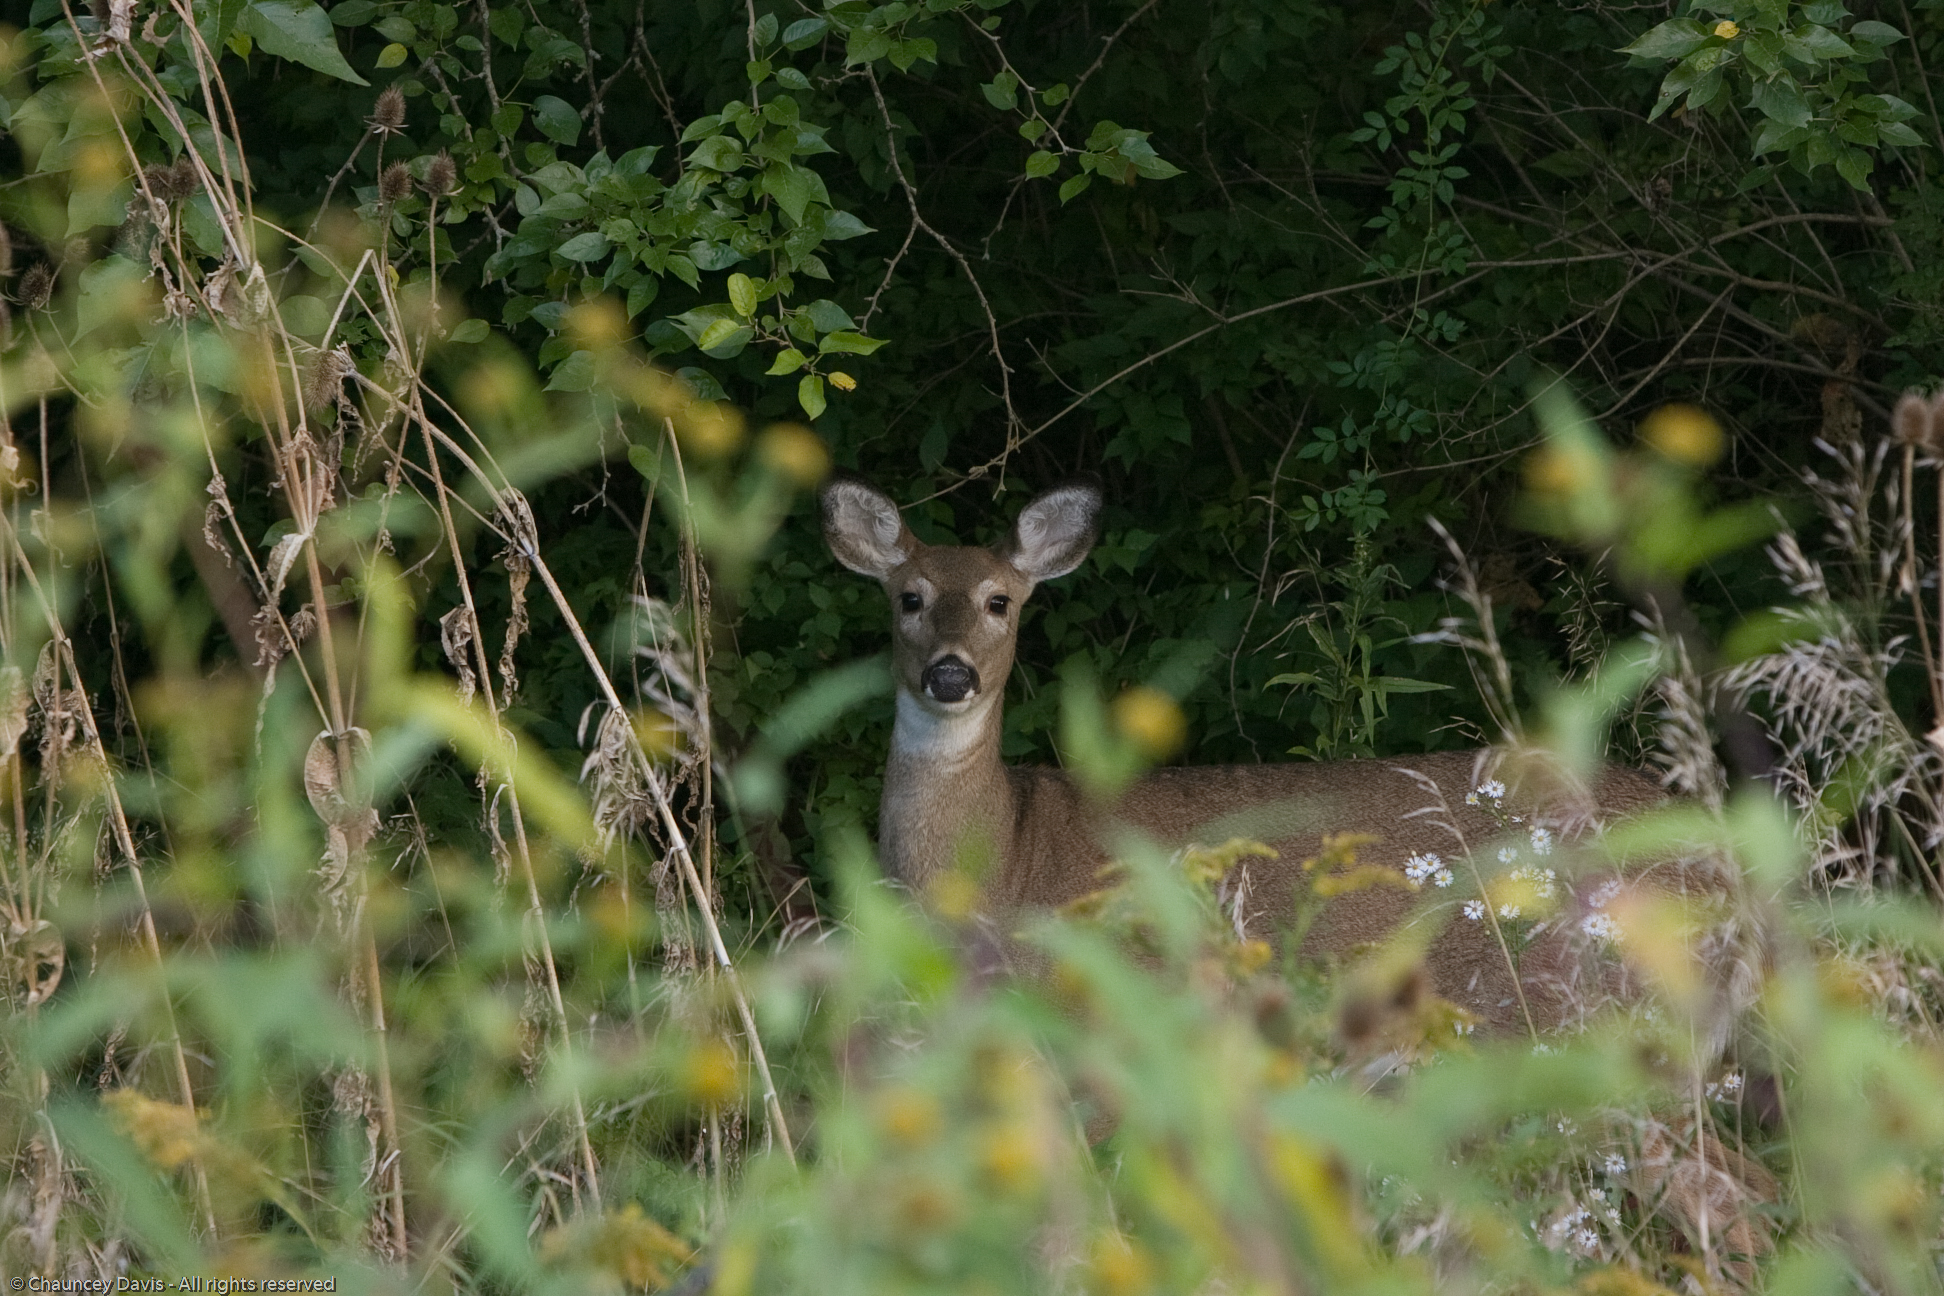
[825,478,1665,1028]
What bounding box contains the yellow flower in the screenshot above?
[1714,20,1740,39]
[1112,686,1185,760]
[1640,402,1725,466]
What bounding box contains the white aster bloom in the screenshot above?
[1529,826,1554,856]
[1463,900,1485,921]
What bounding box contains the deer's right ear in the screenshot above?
[822,478,917,579]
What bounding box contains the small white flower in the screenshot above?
[1404,851,1443,886]
[1603,1154,1627,1176]
[1453,1019,1474,1036]
[1463,900,1485,921]
[1721,1071,1743,1093]
[1581,913,1622,942]
[1574,1228,1599,1250]
[1529,826,1554,856]
[1588,878,1622,910]
[1498,845,1519,864]
[1498,903,1522,920]
[1433,867,1453,888]
[1605,1208,1621,1225]
[1557,1117,1578,1135]
[1465,791,1479,806]
[1588,1188,1607,1203]
[1531,1042,1556,1055]
[1480,779,1505,800]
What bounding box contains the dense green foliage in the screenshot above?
[4,0,1944,1291]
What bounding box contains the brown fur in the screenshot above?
[824,478,1668,1029]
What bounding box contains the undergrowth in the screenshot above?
[0,4,1942,1296]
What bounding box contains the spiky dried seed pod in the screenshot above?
[421,151,457,197]
[18,263,54,312]
[1893,392,1936,453]
[370,85,406,132]
[378,161,412,205]
[304,348,356,411]
[171,155,202,199]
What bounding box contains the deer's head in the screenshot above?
[822,478,1101,716]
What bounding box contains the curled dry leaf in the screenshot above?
[0,664,28,759]
[439,605,478,704]
[496,491,537,703]
[6,917,65,1006]
[305,728,380,923]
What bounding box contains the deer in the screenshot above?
[821,475,1670,1031]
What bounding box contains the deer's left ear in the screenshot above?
[1001,479,1101,583]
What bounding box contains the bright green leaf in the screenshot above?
[798,373,827,419]
[448,318,489,344]
[728,272,758,318]
[1024,149,1058,179]
[375,42,407,67]
[1058,173,1092,203]
[766,347,808,376]
[556,232,610,262]
[818,330,886,356]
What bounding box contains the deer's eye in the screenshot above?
[987,595,1010,616]
[900,592,922,613]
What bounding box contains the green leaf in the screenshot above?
[775,68,811,90]
[798,373,827,419]
[765,163,815,224]
[448,318,489,344]
[1833,144,1873,190]
[327,0,375,25]
[1619,18,1710,61]
[781,17,827,50]
[689,135,744,171]
[818,330,886,356]
[1018,117,1048,141]
[752,12,777,48]
[545,349,598,392]
[373,15,413,41]
[727,272,758,318]
[534,95,582,145]
[847,28,892,65]
[625,277,658,318]
[1847,20,1904,47]
[375,42,407,67]
[1878,120,1924,147]
[1750,77,1810,128]
[239,0,368,84]
[746,59,771,84]
[697,318,742,352]
[766,347,808,376]
[1058,173,1092,203]
[803,300,855,332]
[1024,149,1058,179]
[556,232,610,262]
[981,71,1018,111]
[279,294,329,337]
[1043,82,1069,105]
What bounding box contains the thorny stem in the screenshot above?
[2,523,218,1236]
[413,411,604,1211]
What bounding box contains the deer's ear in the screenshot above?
[1004,479,1101,583]
[823,478,917,579]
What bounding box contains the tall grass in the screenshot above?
[0,13,1941,1296]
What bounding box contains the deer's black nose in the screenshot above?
[922,655,979,703]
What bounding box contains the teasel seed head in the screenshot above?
[1893,392,1934,453]
[370,85,406,133]
[378,161,413,205]
[18,263,54,312]
[422,151,457,197]
[304,348,357,412]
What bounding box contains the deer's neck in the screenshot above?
[880,688,1013,889]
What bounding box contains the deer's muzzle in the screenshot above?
[922,654,979,703]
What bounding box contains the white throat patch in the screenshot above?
[891,689,994,764]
